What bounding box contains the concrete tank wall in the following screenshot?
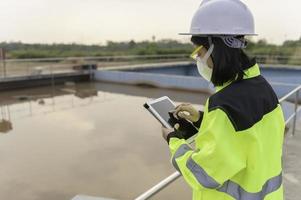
[95,62,301,99]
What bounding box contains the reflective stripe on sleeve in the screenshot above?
[218,172,282,200]
[186,157,221,189]
[172,144,221,189]
[172,144,282,199]
[171,144,192,173]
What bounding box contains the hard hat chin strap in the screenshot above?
[208,37,213,46]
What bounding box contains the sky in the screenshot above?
[0,0,300,45]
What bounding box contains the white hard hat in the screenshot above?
[180,0,256,36]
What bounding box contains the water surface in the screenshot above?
[0,82,208,200]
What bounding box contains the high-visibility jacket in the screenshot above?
[169,63,285,200]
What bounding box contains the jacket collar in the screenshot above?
[215,63,261,93]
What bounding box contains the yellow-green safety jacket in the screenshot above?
[169,63,285,200]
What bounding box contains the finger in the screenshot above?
[174,123,180,130]
[175,105,193,115]
[174,105,186,116]
[174,107,184,117]
[177,111,186,118]
[178,111,194,121]
[174,105,186,114]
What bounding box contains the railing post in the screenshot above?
[26,62,30,78]
[0,48,6,78]
[51,64,56,108]
[292,90,299,136]
[89,64,93,81]
[2,59,6,78]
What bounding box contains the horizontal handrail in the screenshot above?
[3,54,189,63]
[134,134,197,200]
[279,85,301,103]
[134,172,181,200]
[2,54,301,63]
[285,107,301,125]
[270,82,300,87]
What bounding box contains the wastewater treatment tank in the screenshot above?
[0,61,300,200]
[95,61,301,120]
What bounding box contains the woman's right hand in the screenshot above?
[172,103,200,123]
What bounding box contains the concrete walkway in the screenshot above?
[283,119,301,200]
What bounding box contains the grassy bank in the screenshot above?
[0,38,300,65]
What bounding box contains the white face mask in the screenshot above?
[196,44,214,82]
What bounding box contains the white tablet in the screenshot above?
[144,96,176,128]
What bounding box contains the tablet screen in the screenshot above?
[151,98,175,125]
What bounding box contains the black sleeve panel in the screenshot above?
[208,76,279,131]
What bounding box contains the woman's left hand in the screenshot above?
[162,124,179,141]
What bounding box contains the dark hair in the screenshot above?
[191,36,255,86]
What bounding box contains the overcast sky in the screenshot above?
[0,0,300,45]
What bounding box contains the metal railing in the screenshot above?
[0,60,94,80]
[2,54,301,64]
[134,84,301,200]
[252,55,301,66]
[1,54,301,80]
[0,55,189,79]
[279,84,301,135]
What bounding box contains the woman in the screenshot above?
[162,0,285,199]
